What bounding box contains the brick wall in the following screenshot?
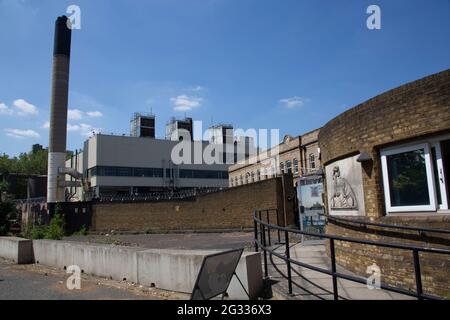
[319,69,450,218]
[92,176,295,232]
[326,217,450,297]
[319,69,450,298]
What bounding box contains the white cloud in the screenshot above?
[65,122,100,136]
[67,123,80,132]
[68,109,83,120]
[279,96,310,109]
[0,103,14,115]
[13,99,38,116]
[71,92,104,110]
[40,121,101,138]
[5,128,40,139]
[79,123,101,137]
[191,85,204,92]
[86,111,103,118]
[170,95,203,112]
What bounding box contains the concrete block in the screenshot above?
[137,249,212,293]
[0,237,33,264]
[28,240,264,299]
[71,244,145,283]
[228,252,263,300]
[32,240,146,283]
[137,249,263,299]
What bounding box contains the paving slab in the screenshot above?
[268,243,415,300]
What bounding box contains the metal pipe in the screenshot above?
[285,230,293,295]
[329,238,339,300]
[413,249,423,300]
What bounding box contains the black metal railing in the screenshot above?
[326,214,450,236]
[253,209,450,300]
[93,187,224,203]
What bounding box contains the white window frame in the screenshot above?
[431,142,449,210]
[381,143,436,213]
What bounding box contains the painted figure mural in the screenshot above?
[330,166,357,209]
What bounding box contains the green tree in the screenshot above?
[0,199,17,236]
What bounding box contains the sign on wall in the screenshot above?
[325,154,365,216]
[297,176,326,239]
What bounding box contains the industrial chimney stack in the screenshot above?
[47,16,72,216]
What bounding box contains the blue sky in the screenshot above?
[0,0,449,156]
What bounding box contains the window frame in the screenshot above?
[293,158,299,174]
[380,143,436,213]
[309,153,316,169]
[431,141,449,210]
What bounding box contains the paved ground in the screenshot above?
[64,232,255,250]
[0,258,188,300]
[268,242,415,300]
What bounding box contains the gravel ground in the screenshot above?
[0,258,188,300]
[64,231,255,251]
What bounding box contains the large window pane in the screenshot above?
[386,149,430,206]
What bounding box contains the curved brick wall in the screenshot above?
[320,69,450,218]
[319,69,450,297]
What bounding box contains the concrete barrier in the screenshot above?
[228,251,263,299]
[33,240,147,283]
[2,238,263,299]
[0,237,33,264]
[137,249,262,299]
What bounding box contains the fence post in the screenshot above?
[329,239,339,300]
[412,249,423,300]
[285,230,293,295]
[276,209,281,243]
[267,210,272,246]
[254,211,259,252]
[262,224,268,278]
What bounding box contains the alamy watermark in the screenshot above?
[169,121,281,169]
[367,5,381,30]
[66,265,81,290]
[66,5,81,30]
[366,263,381,290]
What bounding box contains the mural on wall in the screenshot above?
[325,154,365,216]
[330,166,357,209]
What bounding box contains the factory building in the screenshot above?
[66,134,232,200]
[65,119,257,201]
[165,117,194,141]
[130,112,155,138]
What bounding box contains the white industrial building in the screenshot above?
[66,131,252,201]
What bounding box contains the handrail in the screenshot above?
[254,213,450,254]
[326,214,450,235]
[253,209,450,300]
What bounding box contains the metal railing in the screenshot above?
[93,187,224,203]
[253,208,450,300]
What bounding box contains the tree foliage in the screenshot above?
[0,149,48,176]
[0,199,17,236]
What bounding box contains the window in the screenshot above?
[280,162,285,174]
[309,154,316,170]
[251,171,255,183]
[293,158,299,174]
[89,166,226,180]
[381,140,449,213]
[257,169,261,181]
[240,175,243,185]
[286,160,292,174]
